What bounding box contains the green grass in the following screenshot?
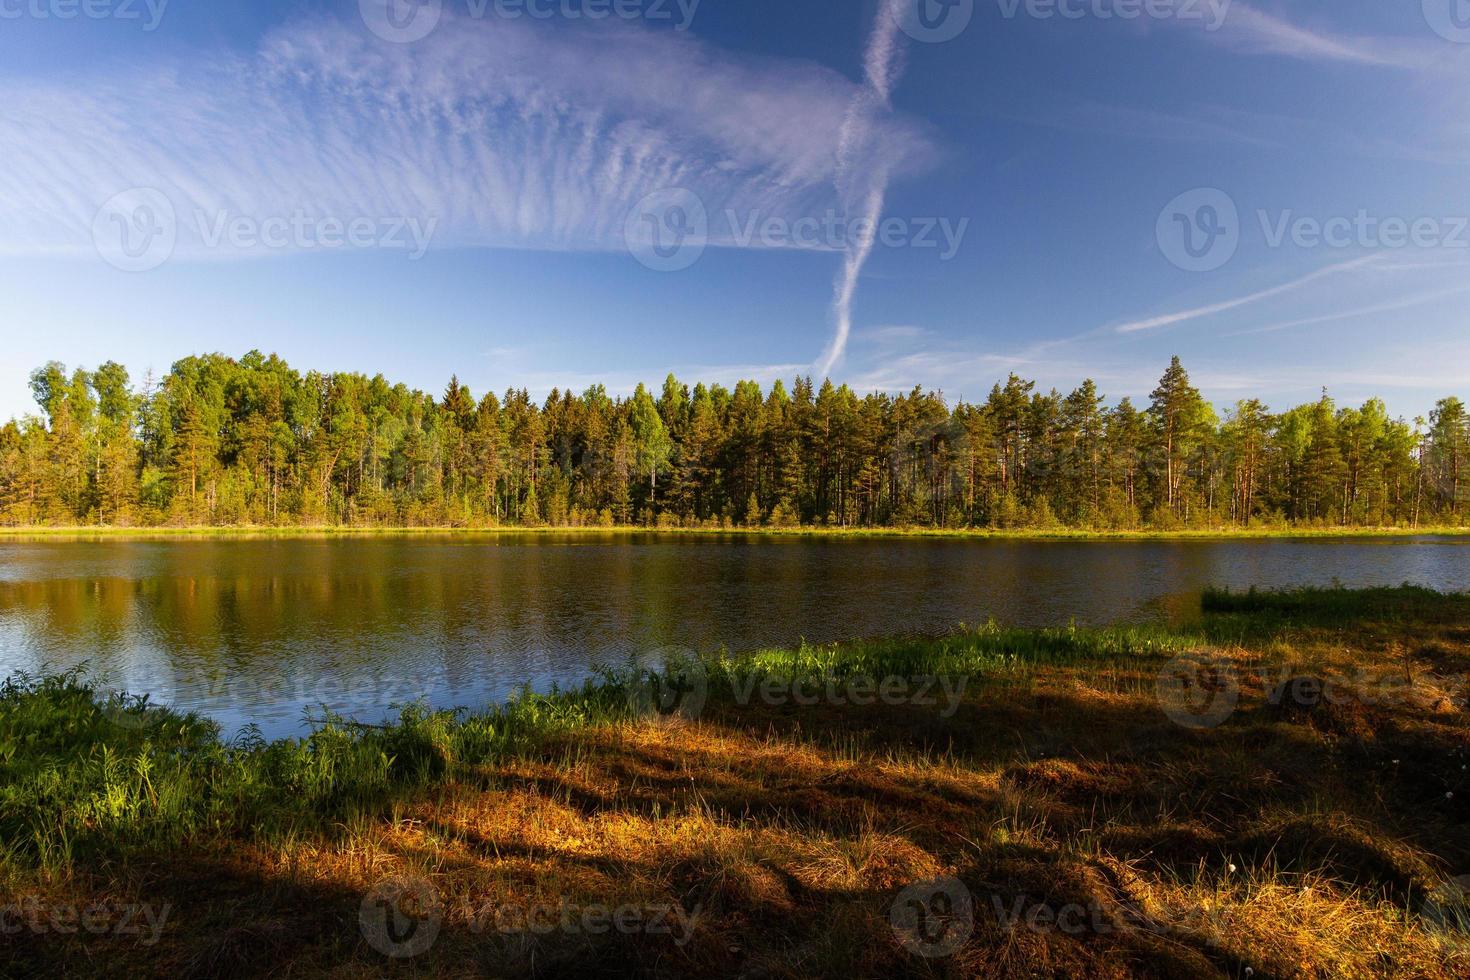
[5,586,1469,978]
[1202,583,1470,623]
[0,669,636,871]
[0,621,1205,873]
[724,621,1191,680]
[5,586,1458,875]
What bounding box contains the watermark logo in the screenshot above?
[361,0,700,42]
[470,898,699,944]
[890,877,974,958]
[101,689,166,732]
[0,898,172,946]
[1424,0,1470,43]
[0,0,169,30]
[627,647,709,721]
[624,188,708,272]
[992,894,1115,934]
[1157,187,1238,272]
[1422,874,1470,952]
[472,0,701,29]
[360,0,443,43]
[896,0,975,43]
[360,874,444,959]
[1156,651,1239,729]
[1259,210,1469,251]
[995,0,1230,30]
[727,210,969,260]
[194,210,437,258]
[730,673,969,718]
[1159,187,1470,272]
[93,194,437,272]
[93,188,176,273]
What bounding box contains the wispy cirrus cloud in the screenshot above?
[1212,3,1395,66]
[1225,282,1470,337]
[1202,2,1469,74]
[0,11,938,260]
[1111,254,1383,334]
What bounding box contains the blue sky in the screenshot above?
[1,0,1467,422]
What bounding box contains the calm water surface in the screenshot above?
[2,534,1467,737]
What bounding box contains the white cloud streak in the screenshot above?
[0,13,937,260]
[1215,4,1393,66]
[816,0,909,379]
[1226,283,1470,337]
[1204,2,1470,76]
[1112,255,1382,334]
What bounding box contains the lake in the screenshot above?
[2,533,1467,738]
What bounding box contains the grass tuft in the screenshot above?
[3,588,1469,977]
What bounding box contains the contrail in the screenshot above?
[816,0,909,378]
[1113,255,1382,334]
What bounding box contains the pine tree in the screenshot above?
[1148,356,1208,516]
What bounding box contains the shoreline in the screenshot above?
[1,523,1468,542]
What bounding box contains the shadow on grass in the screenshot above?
[4,587,1469,977]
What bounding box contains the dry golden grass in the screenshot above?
[5,597,1470,978]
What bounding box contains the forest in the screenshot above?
[0,352,1466,530]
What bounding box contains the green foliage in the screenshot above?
[4,586,1467,875]
[0,353,1464,530]
[0,668,633,871]
[1201,584,1467,622]
[0,623,1195,870]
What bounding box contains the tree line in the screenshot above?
[1,351,1466,530]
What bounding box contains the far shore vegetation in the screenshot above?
[3,352,1468,533]
[3,585,1469,976]
[3,523,1470,541]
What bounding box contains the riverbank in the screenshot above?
[1,523,1468,541]
[3,587,1468,977]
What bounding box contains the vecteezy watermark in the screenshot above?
[1257,210,1470,251]
[991,894,1117,934]
[1422,874,1470,952]
[729,673,970,718]
[0,0,168,30]
[890,878,974,958]
[625,656,971,723]
[359,0,700,43]
[1158,188,1470,271]
[1156,651,1239,729]
[623,188,709,273]
[896,0,1230,43]
[995,0,1230,30]
[98,666,457,734]
[1156,658,1468,730]
[626,648,710,721]
[895,0,976,43]
[360,0,442,42]
[724,210,969,260]
[623,188,970,272]
[360,875,445,959]
[1423,0,1470,44]
[92,188,177,273]
[101,689,168,732]
[1264,667,1468,713]
[0,898,172,946]
[359,874,699,959]
[91,189,438,271]
[986,890,1233,938]
[1156,188,1240,273]
[469,898,699,946]
[193,210,438,259]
